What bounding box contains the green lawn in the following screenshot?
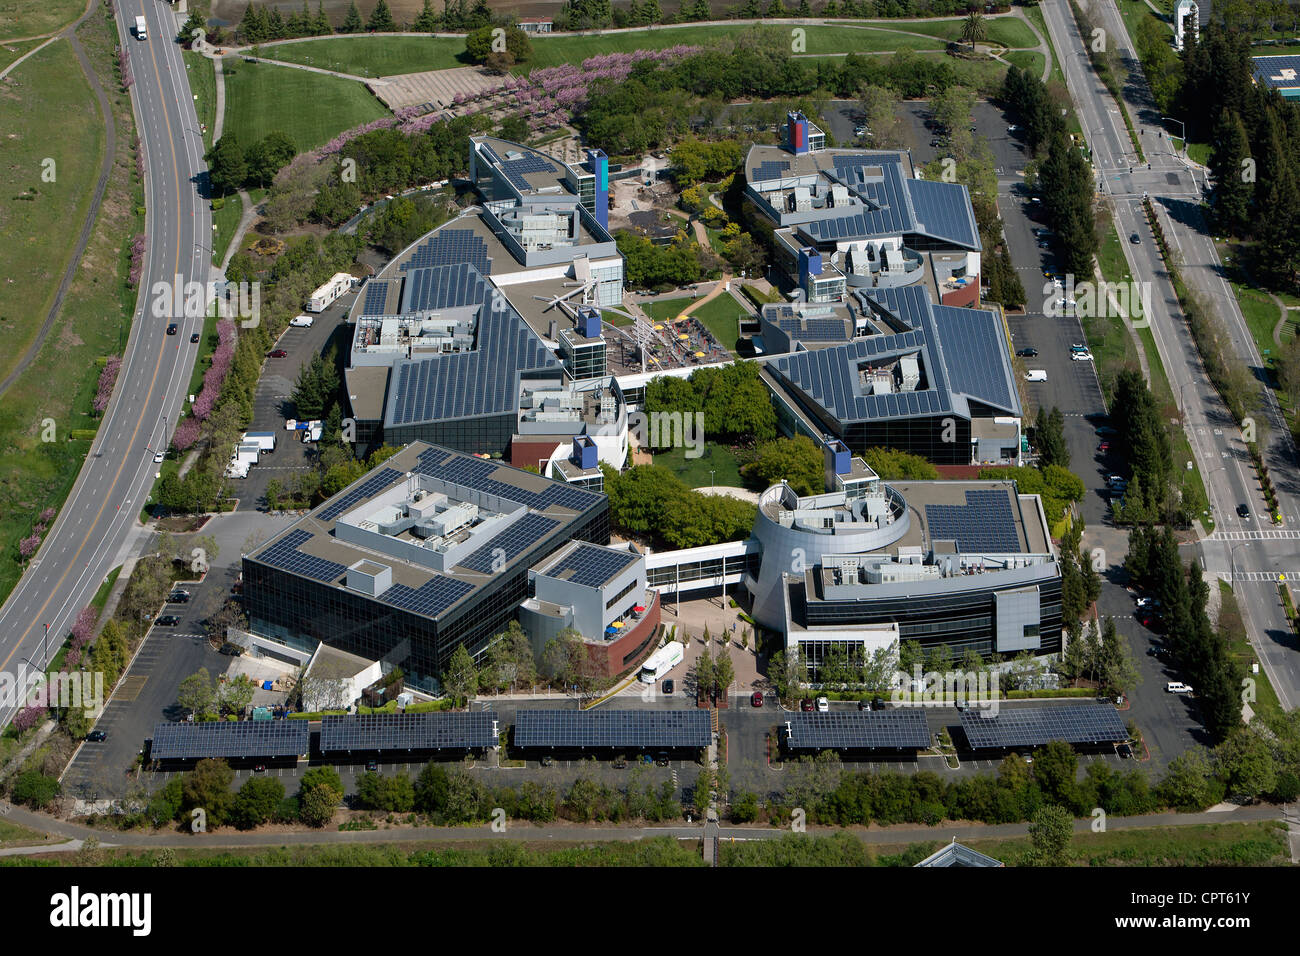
[885,16,1039,48]
[261,35,466,77]
[0,40,102,390]
[1136,326,1211,529]
[221,58,389,153]
[963,821,1289,867]
[263,23,982,79]
[643,295,747,354]
[0,36,43,71]
[1003,50,1045,77]
[183,50,217,153]
[0,0,83,40]
[1231,280,1280,361]
[1022,4,1066,91]
[1218,581,1283,724]
[212,193,243,267]
[653,442,743,489]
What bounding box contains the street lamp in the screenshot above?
[1164,117,1186,156]
[709,469,715,490]
[1229,542,1251,586]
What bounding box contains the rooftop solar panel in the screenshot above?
[513,709,711,750]
[362,280,392,316]
[960,704,1128,749]
[378,574,475,617]
[319,712,498,752]
[254,528,348,583]
[315,467,404,522]
[410,449,601,513]
[783,711,931,750]
[544,543,636,587]
[925,489,1022,553]
[458,513,562,573]
[907,178,980,250]
[149,720,310,760]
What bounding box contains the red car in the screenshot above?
[750,691,764,707]
[1098,440,1111,452]
[800,698,815,712]
[267,348,288,358]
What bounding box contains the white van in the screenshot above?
[1024,369,1048,382]
[290,314,314,328]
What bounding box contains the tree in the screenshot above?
[206,135,246,197]
[767,647,802,701]
[177,668,217,719]
[231,776,285,829]
[415,763,450,814]
[291,353,339,419]
[856,84,903,148]
[413,0,440,31]
[1209,109,1252,238]
[1158,746,1222,810]
[464,24,531,70]
[1026,804,1073,865]
[1032,740,1079,809]
[245,131,297,188]
[730,790,759,823]
[1096,617,1141,698]
[1214,727,1276,802]
[1034,406,1069,469]
[298,766,343,827]
[182,758,235,828]
[357,771,416,812]
[960,10,987,52]
[11,770,58,809]
[367,0,397,30]
[744,435,824,495]
[862,447,939,480]
[714,649,735,698]
[339,1,363,32]
[218,674,257,716]
[443,644,477,705]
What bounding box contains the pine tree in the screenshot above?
[239,3,267,43]
[413,0,440,30]
[340,0,364,33]
[1210,109,1252,238]
[368,0,397,31]
[692,0,711,18]
[796,0,812,15]
[314,1,333,34]
[642,0,663,23]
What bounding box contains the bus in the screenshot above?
[639,641,684,684]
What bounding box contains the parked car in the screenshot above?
[751,691,764,707]
[155,614,180,627]
[1071,350,1094,362]
[1016,347,1039,357]
[267,348,288,358]
[218,642,243,656]
[365,760,379,772]
[1098,440,1111,452]
[662,679,674,694]
[655,753,670,767]
[1116,743,1134,759]
[1166,681,1194,695]
[253,764,267,773]
[612,756,628,769]
[858,698,871,710]
[815,696,829,712]
[168,591,190,603]
[85,730,107,742]
[800,698,815,712]
[539,755,553,766]
[153,450,165,463]
[1135,596,1160,609]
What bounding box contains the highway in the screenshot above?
[1039,0,1300,708]
[0,1,210,725]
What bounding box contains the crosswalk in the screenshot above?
[1211,530,1300,541]
[1228,571,1300,583]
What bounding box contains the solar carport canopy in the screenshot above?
[784,711,931,751]
[150,720,310,760]
[513,709,711,750]
[960,704,1128,750]
[320,712,498,753]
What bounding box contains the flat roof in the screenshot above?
[766,284,1020,425]
[319,712,499,752]
[783,711,931,750]
[245,442,604,623]
[150,720,310,761]
[959,704,1128,749]
[1252,54,1300,90]
[535,540,638,588]
[513,709,711,750]
[475,135,574,195]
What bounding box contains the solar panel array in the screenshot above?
[925,489,1022,553]
[412,447,601,513]
[784,711,930,750]
[1252,55,1300,89]
[150,720,310,760]
[400,261,489,313]
[545,543,636,587]
[457,513,562,573]
[320,712,498,752]
[751,159,791,182]
[907,178,980,249]
[778,317,847,342]
[385,286,560,426]
[932,304,1018,413]
[500,153,557,193]
[399,229,492,275]
[378,575,475,617]
[254,528,348,583]
[315,467,404,522]
[362,280,395,316]
[960,704,1128,749]
[513,710,711,749]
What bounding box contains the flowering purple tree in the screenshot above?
[13,704,46,734]
[70,606,97,650]
[172,416,201,451]
[19,534,40,562]
[93,356,123,414]
[128,234,146,287]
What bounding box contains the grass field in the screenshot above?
[964,821,1289,867]
[653,441,743,489]
[220,58,389,153]
[0,36,44,71]
[0,12,144,605]
[881,16,1039,48]
[0,0,83,40]
[1003,50,1045,77]
[1230,280,1280,362]
[262,22,994,79]
[1135,325,1211,528]
[212,193,243,267]
[1218,581,1284,723]
[643,295,747,354]
[183,50,217,153]
[0,818,57,849]
[0,39,102,392]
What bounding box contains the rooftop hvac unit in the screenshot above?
[898,354,920,392]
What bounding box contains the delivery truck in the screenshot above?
[241,431,277,453]
[134,15,147,39]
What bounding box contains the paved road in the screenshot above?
[1039,0,1300,711]
[0,1,211,727]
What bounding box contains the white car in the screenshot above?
[290,315,314,328]
[1166,682,1194,695]
[816,696,829,712]
[1008,124,1020,132]
[1071,350,1094,361]
[152,451,165,463]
